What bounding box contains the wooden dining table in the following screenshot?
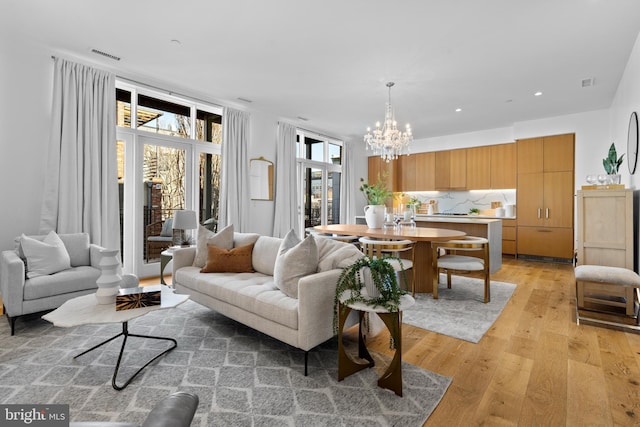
[313,224,466,294]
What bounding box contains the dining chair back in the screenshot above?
[432,236,490,303]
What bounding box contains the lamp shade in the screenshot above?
[172,210,198,230]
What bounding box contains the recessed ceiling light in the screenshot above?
[455,108,462,112]
[534,91,543,96]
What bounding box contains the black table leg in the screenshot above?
[74,321,177,390]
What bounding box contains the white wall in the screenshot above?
[610,32,640,190]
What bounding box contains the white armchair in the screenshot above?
[1,232,105,335]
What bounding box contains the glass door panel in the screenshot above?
[143,143,186,264]
[199,152,221,233]
[327,171,341,225]
[303,166,322,229]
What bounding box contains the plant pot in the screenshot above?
[608,174,621,184]
[364,205,385,228]
[361,267,380,299]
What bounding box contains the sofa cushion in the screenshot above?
[24,266,100,300]
[252,236,282,276]
[176,267,299,330]
[316,238,364,272]
[273,230,318,299]
[193,224,234,268]
[234,232,260,248]
[201,243,255,273]
[21,231,71,279]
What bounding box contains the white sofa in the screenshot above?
[1,232,105,335]
[172,232,363,375]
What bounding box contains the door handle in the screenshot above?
[545,208,549,219]
[537,208,541,219]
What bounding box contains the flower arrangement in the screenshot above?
[359,174,392,206]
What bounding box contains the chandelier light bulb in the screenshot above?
[364,82,413,162]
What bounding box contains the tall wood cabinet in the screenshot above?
[576,189,636,269]
[516,134,575,260]
[576,189,638,315]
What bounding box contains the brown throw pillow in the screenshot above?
[200,243,255,273]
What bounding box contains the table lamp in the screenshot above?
[172,210,198,246]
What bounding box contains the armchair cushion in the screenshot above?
[160,218,173,237]
[20,231,71,278]
[15,232,91,267]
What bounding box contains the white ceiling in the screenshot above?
[3,0,640,141]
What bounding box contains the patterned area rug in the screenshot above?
[0,300,451,426]
[403,275,516,343]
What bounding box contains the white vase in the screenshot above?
[364,205,385,228]
[96,249,122,304]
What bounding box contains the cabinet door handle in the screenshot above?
[537,208,541,219]
[545,208,549,219]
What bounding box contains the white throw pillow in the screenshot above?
[273,230,318,299]
[193,224,234,268]
[21,231,71,278]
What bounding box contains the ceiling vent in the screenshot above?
[90,48,121,61]
[237,97,253,103]
[297,116,309,121]
[581,78,594,88]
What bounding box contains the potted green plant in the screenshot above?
[359,174,393,228]
[334,256,407,348]
[603,143,624,183]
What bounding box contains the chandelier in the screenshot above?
[364,82,413,162]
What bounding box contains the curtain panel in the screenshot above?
[272,122,298,238]
[218,108,250,231]
[40,58,119,249]
[340,142,356,224]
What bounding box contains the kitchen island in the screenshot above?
[355,215,502,273]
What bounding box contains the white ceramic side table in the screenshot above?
[42,286,189,390]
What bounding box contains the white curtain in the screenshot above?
[272,122,298,238]
[40,58,119,249]
[340,142,356,224]
[218,107,250,231]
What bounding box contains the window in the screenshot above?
[116,83,222,276]
[296,131,343,232]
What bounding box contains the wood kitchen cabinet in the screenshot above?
[415,152,436,190]
[368,156,398,192]
[397,155,416,191]
[516,134,575,260]
[435,149,466,190]
[466,146,491,190]
[490,143,516,189]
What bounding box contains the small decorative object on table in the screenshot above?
[116,285,162,311]
[96,249,122,305]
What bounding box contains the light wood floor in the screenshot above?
[362,257,640,426]
[8,259,638,424]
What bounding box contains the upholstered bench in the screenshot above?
[575,265,640,318]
